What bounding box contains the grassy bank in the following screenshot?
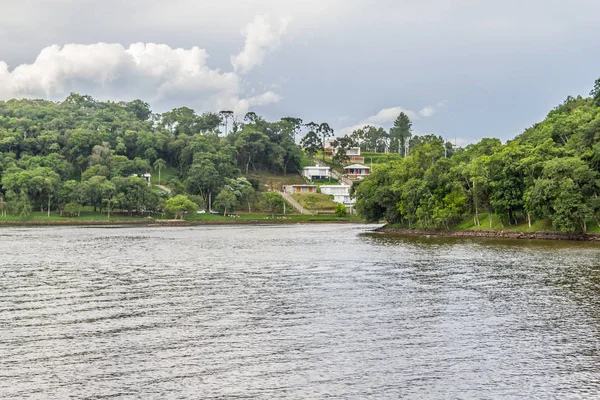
[0,210,363,226]
[377,212,600,241]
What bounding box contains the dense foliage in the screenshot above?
[355,83,600,233]
[0,94,306,217]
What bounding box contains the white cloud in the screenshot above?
[231,15,290,75]
[338,104,439,136]
[0,36,284,115]
[419,106,435,117]
[365,106,418,124]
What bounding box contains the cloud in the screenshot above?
[419,106,435,117]
[338,104,439,136]
[364,106,418,124]
[0,37,284,115]
[231,15,290,75]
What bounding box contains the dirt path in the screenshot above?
[155,184,172,193]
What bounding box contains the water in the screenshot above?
[1,225,600,399]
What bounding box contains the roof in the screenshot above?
[344,164,370,169]
[290,184,317,187]
[303,166,330,170]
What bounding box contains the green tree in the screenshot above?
[591,77,600,107]
[262,192,284,217]
[300,131,322,158]
[165,195,198,220]
[389,112,412,155]
[153,158,167,185]
[335,203,347,217]
[214,187,238,216]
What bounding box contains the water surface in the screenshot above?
[1,225,600,398]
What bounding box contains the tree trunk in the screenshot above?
[248,201,251,214]
[527,213,531,228]
[47,197,51,217]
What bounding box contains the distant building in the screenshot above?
[344,164,370,180]
[320,184,355,206]
[346,147,364,163]
[302,166,330,181]
[142,173,152,186]
[131,173,152,186]
[283,184,317,194]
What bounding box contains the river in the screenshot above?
[1,224,600,398]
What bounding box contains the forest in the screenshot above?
[355,78,600,233]
[0,94,316,218]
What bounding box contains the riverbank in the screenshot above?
[374,225,600,242]
[0,212,364,227]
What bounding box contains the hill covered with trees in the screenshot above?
[355,78,600,233]
[0,94,314,218]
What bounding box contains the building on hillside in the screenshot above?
[142,173,152,186]
[324,140,365,163]
[344,164,370,179]
[132,173,152,186]
[324,139,336,157]
[302,166,330,181]
[283,184,317,194]
[346,147,364,163]
[320,184,355,206]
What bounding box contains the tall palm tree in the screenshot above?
[153,158,167,185]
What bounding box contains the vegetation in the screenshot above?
[355,78,600,233]
[0,94,328,220]
[292,193,337,213]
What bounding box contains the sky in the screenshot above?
[1,0,599,144]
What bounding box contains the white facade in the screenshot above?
[320,185,355,205]
[347,147,361,156]
[302,166,330,180]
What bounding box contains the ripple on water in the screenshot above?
[1,225,600,399]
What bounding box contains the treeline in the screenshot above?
[355,78,600,233]
[0,94,310,217]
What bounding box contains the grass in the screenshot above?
[388,212,600,234]
[150,166,178,185]
[362,152,402,165]
[0,210,363,225]
[310,178,340,185]
[0,210,141,222]
[291,193,338,212]
[176,212,362,222]
[245,170,306,191]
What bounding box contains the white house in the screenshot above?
[283,184,317,194]
[131,173,152,186]
[303,166,330,181]
[320,185,355,206]
[344,164,371,179]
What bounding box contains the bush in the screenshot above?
[335,203,347,217]
[63,202,82,217]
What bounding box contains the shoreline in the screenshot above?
[0,218,363,227]
[374,225,600,242]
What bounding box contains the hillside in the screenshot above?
[355,78,600,233]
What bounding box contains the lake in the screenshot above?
[1,224,600,398]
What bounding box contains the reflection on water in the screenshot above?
[1,225,600,399]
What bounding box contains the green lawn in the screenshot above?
[245,171,306,191]
[0,210,141,222]
[150,166,178,185]
[311,178,340,185]
[291,193,338,212]
[0,210,363,224]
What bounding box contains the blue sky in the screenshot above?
[1,0,599,144]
